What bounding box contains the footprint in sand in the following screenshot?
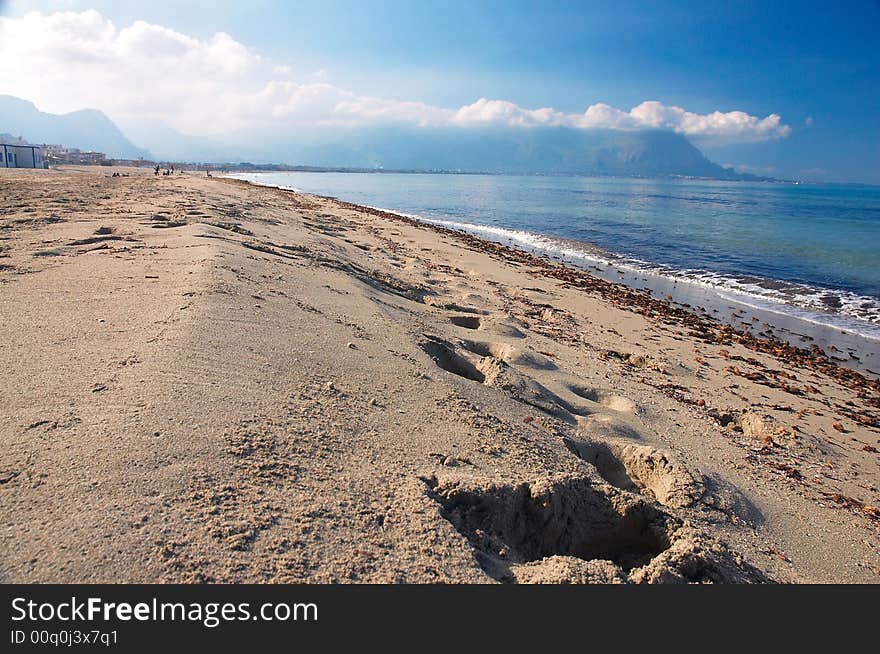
[566,384,636,413]
[562,436,706,509]
[461,340,558,371]
[424,471,762,584]
[425,472,675,582]
[419,336,588,423]
[450,315,482,330]
[449,313,526,339]
[419,336,486,383]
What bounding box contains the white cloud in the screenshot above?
[571,101,791,143]
[451,99,565,128]
[0,10,791,144]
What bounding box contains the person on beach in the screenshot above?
[154,165,160,177]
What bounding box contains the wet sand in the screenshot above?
[0,166,878,583]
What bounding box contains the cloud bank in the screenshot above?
[0,10,791,144]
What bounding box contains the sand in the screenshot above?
[0,165,877,583]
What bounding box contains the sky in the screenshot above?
[0,0,878,182]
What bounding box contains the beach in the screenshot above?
[1,166,878,583]
[229,170,880,370]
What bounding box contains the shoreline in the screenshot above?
[424,219,880,344]
[2,166,878,583]
[226,172,880,377]
[225,175,880,402]
[329,194,880,423]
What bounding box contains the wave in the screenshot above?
[419,217,880,342]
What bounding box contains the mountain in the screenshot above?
[0,95,761,179]
[117,118,228,163]
[243,125,750,178]
[0,95,151,159]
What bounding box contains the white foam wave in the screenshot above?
[422,218,880,340]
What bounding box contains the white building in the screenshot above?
[1,143,44,168]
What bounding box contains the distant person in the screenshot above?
[154,165,160,176]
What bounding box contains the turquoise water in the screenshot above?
[231,172,880,346]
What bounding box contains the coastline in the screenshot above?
[418,218,880,358]
[1,166,878,583]
[227,171,880,376]
[230,174,880,391]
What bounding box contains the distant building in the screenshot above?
[42,145,108,166]
[1,142,44,168]
[74,150,108,165]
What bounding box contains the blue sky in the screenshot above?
[1,0,878,182]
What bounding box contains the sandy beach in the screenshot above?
[1,165,878,583]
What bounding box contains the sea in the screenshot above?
[228,172,880,376]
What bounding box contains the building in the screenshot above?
[1,142,44,168]
[41,145,107,166]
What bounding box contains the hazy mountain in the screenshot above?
[0,95,760,179]
[244,125,750,178]
[117,118,228,163]
[0,95,151,159]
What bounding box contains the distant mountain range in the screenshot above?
[0,94,766,180]
[0,95,150,159]
[251,125,761,179]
